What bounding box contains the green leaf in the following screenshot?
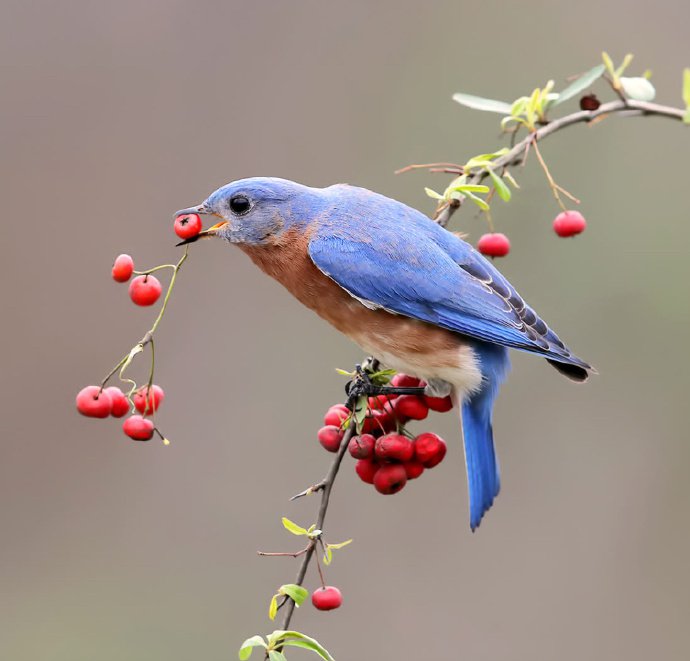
[353,395,368,430]
[335,368,353,376]
[282,517,308,536]
[280,584,309,606]
[682,68,690,108]
[327,539,353,550]
[451,183,490,194]
[602,51,615,77]
[268,594,279,621]
[683,109,690,125]
[553,64,606,106]
[268,651,288,661]
[615,53,634,78]
[239,635,267,660]
[463,190,490,211]
[424,187,443,200]
[323,545,333,566]
[503,171,520,188]
[486,168,511,202]
[452,92,513,114]
[620,77,656,101]
[273,631,335,661]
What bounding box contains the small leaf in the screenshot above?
[327,539,353,550]
[424,187,443,200]
[282,517,308,536]
[553,64,606,106]
[683,109,690,125]
[335,368,353,376]
[279,584,309,606]
[273,631,335,661]
[602,51,615,77]
[353,394,368,429]
[268,651,288,661]
[682,68,690,108]
[615,53,634,78]
[486,168,511,202]
[503,171,520,188]
[452,184,491,194]
[239,635,267,660]
[268,594,279,621]
[620,77,656,101]
[452,92,513,114]
[463,190,490,211]
[323,545,333,566]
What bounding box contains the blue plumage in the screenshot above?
[177,177,593,529]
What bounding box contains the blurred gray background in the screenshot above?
[2,1,689,660]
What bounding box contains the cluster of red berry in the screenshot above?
[476,210,587,258]
[76,384,165,442]
[112,254,163,306]
[317,373,449,495]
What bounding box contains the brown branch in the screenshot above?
[277,417,357,631]
[434,99,686,227]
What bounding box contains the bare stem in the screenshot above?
[278,420,356,631]
[433,99,686,227]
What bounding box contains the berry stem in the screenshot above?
[276,400,357,631]
[531,139,579,212]
[132,263,178,276]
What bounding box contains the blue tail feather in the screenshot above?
[460,344,510,531]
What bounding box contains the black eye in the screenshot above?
[229,195,251,215]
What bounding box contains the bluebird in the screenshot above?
[176,178,592,530]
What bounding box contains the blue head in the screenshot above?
[175,177,325,245]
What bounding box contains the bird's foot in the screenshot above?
[345,365,426,398]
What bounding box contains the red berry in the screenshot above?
[317,425,343,453]
[414,432,447,468]
[112,254,134,283]
[133,384,165,415]
[390,373,421,388]
[477,233,511,258]
[374,463,408,495]
[382,400,409,426]
[553,210,586,237]
[394,395,429,421]
[348,434,375,459]
[424,394,453,413]
[174,213,203,240]
[312,586,342,611]
[122,415,155,441]
[323,404,349,427]
[355,458,379,484]
[76,385,112,418]
[129,275,162,306]
[375,433,414,462]
[105,386,129,418]
[403,460,425,479]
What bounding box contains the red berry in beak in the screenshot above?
[311,586,343,611]
[553,210,586,237]
[112,254,134,282]
[129,275,162,306]
[174,213,203,240]
[133,384,165,415]
[374,463,408,494]
[394,395,429,420]
[122,415,155,441]
[477,233,511,258]
[76,385,112,418]
[424,394,453,412]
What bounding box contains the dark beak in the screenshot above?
[174,204,228,246]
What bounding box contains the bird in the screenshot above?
[175,177,592,530]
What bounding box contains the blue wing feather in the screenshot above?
[308,185,590,370]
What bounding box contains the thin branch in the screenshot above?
[434,99,686,227]
[278,419,357,631]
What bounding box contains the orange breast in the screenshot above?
[238,228,467,374]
